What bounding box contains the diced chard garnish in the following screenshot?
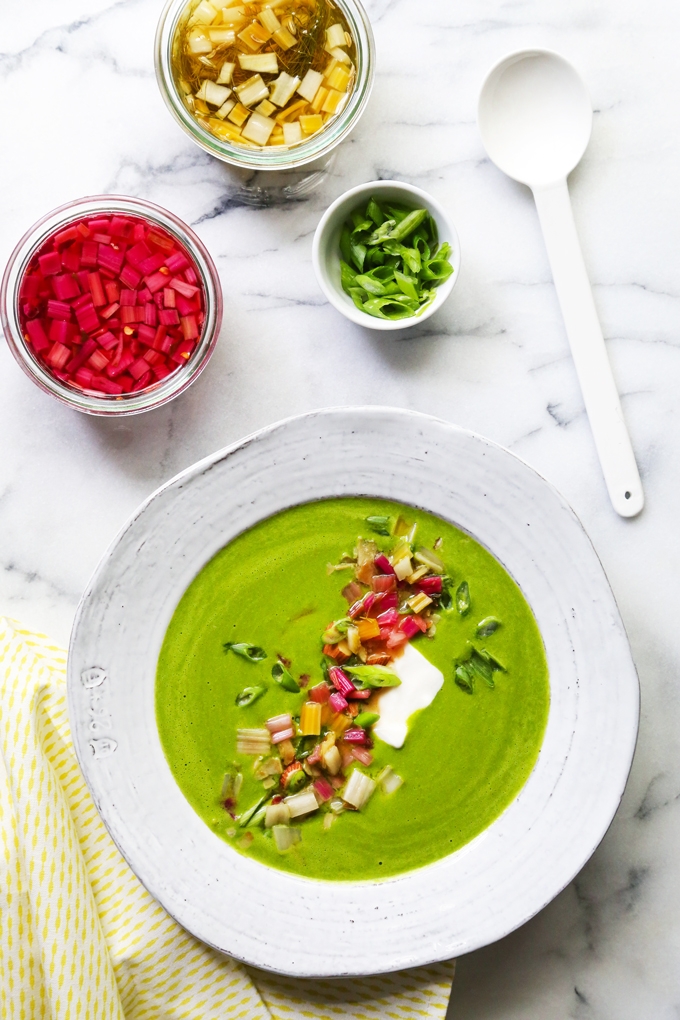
[399,616,421,640]
[374,554,395,575]
[328,666,355,696]
[309,682,331,704]
[322,744,341,775]
[346,624,361,655]
[342,769,376,810]
[224,642,267,661]
[377,765,404,794]
[342,727,368,744]
[407,591,433,614]
[265,802,291,827]
[272,824,302,853]
[414,547,445,573]
[348,597,365,619]
[406,565,429,584]
[386,629,409,650]
[235,684,267,707]
[392,553,413,581]
[236,728,271,754]
[266,713,293,734]
[342,581,363,604]
[239,793,270,827]
[346,688,372,700]
[417,575,443,595]
[376,608,399,627]
[356,618,380,641]
[299,701,322,736]
[284,788,319,818]
[271,726,296,744]
[371,573,397,593]
[271,662,301,692]
[221,769,243,804]
[328,691,349,713]
[278,738,296,766]
[349,746,373,766]
[330,713,352,737]
[313,778,334,802]
[322,813,335,830]
[378,592,399,611]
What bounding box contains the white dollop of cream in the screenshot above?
[373,643,444,749]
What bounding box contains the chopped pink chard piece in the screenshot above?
[342,727,368,744]
[374,554,395,575]
[342,581,363,604]
[328,667,355,696]
[329,691,349,713]
[376,608,399,627]
[313,778,334,802]
[346,689,371,700]
[350,746,373,766]
[266,713,293,734]
[399,616,421,639]
[378,592,398,611]
[417,575,443,594]
[348,598,365,619]
[272,727,296,744]
[309,682,331,704]
[371,574,397,593]
[386,629,409,649]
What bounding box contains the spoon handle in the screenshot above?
[532,181,644,517]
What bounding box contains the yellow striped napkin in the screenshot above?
[0,617,455,1020]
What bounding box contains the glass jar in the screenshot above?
[154,0,375,174]
[1,195,223,416]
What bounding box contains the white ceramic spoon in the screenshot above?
[478,50,643,517]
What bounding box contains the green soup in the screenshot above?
[156,498,549,881]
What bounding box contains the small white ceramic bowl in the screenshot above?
[312,180,461,330]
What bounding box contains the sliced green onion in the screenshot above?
[354,711,380,729]
[365,514,393,536]
[476,616,501,638]
[456,581,470,616]
[344,665,401,689]
[235,684,267,707]
[272,662,301,692]
[224,642,267,662]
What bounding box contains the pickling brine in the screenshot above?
[171,0,357,150]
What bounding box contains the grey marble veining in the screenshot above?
[1,0,679,1015]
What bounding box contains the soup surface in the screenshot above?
[156,498,550,880]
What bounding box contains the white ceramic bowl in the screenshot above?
[312,181,461,330]
[67,407,639,976]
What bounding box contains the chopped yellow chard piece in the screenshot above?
[357,618,380,641]
[216,60,235,84]
[220,5,246,25]
[299,701,322,736]
[192,0,219,24]
[238,21,271,51]
[282,120,302,145]
[194,98,210,114]
[328,45,351,64]
[273,26,297,49]
[406,565,429,584]
[326,64,350,92]
[269,71,300,107]
[310,86,328,112]
[257,6,281,32]
[330,713,351,737]
[215,98,236,119]
[300,113,323,134]
[321,88,346,115]
[239,52,279,73]
[198,79,232,106]
[227,102,250,127]
[407,591,433,614]
[208,26,235,44]
[187,28,212,53]
[256,98,277,117]
[275,97,307,121]
[297,69,324,102]
[241,110,276,144]
[235,73,269,107]
[268,124,286,144]
[326,22,347,49]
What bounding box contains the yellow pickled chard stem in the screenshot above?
[407,591,432,614]
[330,713,351,737]
[299,701,322,736]
[356,618,380,641]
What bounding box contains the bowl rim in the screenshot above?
[0,195,223,417]
[312,180,461,331]
[154,0,376,171]
[67,406,639,976]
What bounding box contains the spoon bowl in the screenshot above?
[478,50,592,187]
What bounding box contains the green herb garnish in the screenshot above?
[235,685,267,708]
[454,664,475,694]
[339,196,454,320]
[365,514,393,536]
[476,616,501,638]
[453,643,506,694]
[224,642,267,662]
[272,662,301,693]
[344,665,401,689]
[455,581,470,616]
[354,711,380,729]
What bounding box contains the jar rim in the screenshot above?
[154,0,375,171]
[0,195,223,417]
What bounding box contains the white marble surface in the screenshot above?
[1,0,679,1015]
